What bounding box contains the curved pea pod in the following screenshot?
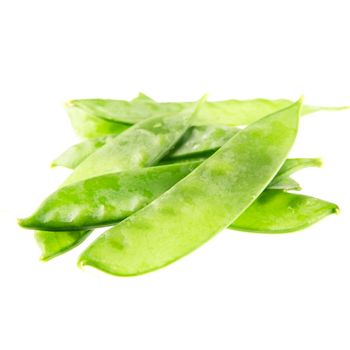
[19,161,202,231]
[63,97,204,186]
[78,99,301,276]
[230,190,339,233]
[21,158,305,232]
[52,125,239,170]
[68,96,348,127]
[32,189,337,261]
[57,94,156,157]
[33,96,206,260]
[24,156,319,262]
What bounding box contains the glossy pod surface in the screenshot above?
[78,100,301,276]
[63,105,198,186]
[52,125,239,170]
[20,158,319,231]
[33,189,338,261]
[34,97,205,260]
[21,162,202,230]
[230,190,338,233]
[68,96,347,130]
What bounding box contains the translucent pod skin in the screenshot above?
[79,100,301,276]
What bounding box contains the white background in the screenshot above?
[1,1,349,349]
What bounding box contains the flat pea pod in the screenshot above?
[27,156,318,260]
[52,125,239,170]
[78,99,301,276]
[63,100,202,186]
[230,190,339,233]
[21,161,202,231]
[34,97,205,260]
[19,157,318,232]
[33,189,337,261]
[68,96,348,129]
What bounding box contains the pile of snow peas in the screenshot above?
[19,94,346,276]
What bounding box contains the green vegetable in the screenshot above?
[32,188,336,261]
[78,99,301,276]
[68,96,348,134]
[18,92,343,274]
[30,158,318,260]
[230,190,339,233]
[52,125,239,170]
[20,157,319,231]
[21,161,202,231]
[34,97,205,261]
[63,99,203,186]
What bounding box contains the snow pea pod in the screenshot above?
[20,157,309,231]
[78,99,301,276]
[28,156,318,260]
[32,188,338,261]
[68,96,347,129]
[52,125,239,170]
[230,190,338,233]
[21,161,202,231]
[63,101,201,186]
[34,97,205,260]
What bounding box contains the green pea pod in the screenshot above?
[21,161,202,231]
[52,125,239,170]
[34,96,206,260]
[78,99,301,276]
[33,189,337,261]
[19,157,319,231]
[67,96,348,131]
[230,190,339,233]
[25,156,319,260]
[63,98,204,186]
